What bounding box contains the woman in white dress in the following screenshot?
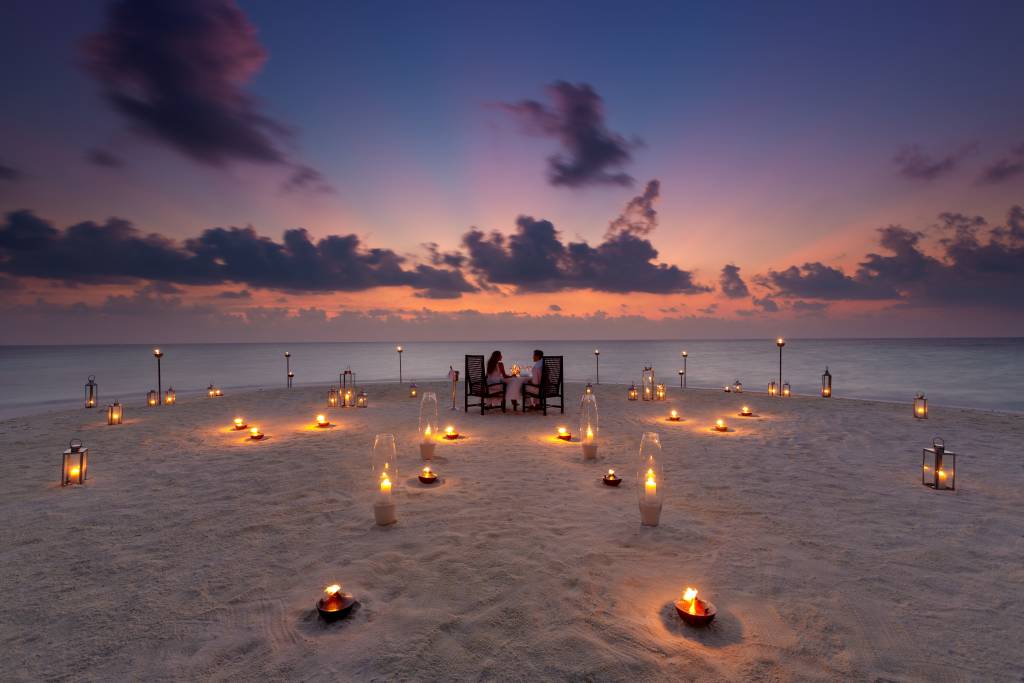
[486,350,523,410]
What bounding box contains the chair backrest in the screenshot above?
[541,356,563,395]
[465,355,486,395]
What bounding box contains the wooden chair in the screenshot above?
[521,356,564,415]
[464,355,506,414]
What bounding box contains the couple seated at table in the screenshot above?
[486,349,543,410]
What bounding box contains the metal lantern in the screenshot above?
[636,432,664,526]
[641,366,655,401]
[164,387,176,405]
[914,393,928,419]
[922,437,956,491]
[147,390,158,407]
[61,439,89,486]
[821,367,832,398]
[419,391,439,460]
[579,392,599,460]
[409,383,418,398]
[327,387,339,408]
[372,433,398,525]
[341,368,355,394]
[768,380,778,397]
[655,383,666,401]
[343,388,354,408]
[106,401,123,425]
[733,380,743,393]
[84,375,98,408]
[782,382,791,397]
[584,382,594,396]
[207,384,216,398]
[356,390,368,408]
[628,383,639,401]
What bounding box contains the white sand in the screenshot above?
[1,382,1022,681]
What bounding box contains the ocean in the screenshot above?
[1,338,1022,418]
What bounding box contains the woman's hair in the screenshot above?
[486,350,502,375]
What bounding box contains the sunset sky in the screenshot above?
[1,0,1022,343]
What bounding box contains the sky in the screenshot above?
[1,0,1022,343]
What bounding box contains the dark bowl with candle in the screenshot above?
[418,471,439,485]
[602,473,622,487]
[674,598,717,627]
[317,592,357,622]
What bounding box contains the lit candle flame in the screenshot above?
[380,475,392,494]
[69,466,80,478]
[422,466,431,475]
[742,406,750,414]
[316,414,327,425]
[586,426,594,441]
[425,425,432,437]
[234,417,244,427]
[682,587,698,614]
[670,409,678,419]
[644,469,657,498]
[558,427,567,435]
[607,469,615,477]
[250,426,260,437]
[324,584,341,596]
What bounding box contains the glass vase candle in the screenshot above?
[636,432,664,526]
[327,387,339,408]
[641,366,655,401]
[922,437,956,491]
[61,439,89,486]
[418,392,439,460]
[84,375,98,408]
[372,433,398,525]
[106,401,123,425]
[579,393,599,460]
[146,390,158,407]
[914,393,928,419]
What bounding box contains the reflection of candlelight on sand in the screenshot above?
[674,586,717,627]
[603,469,622,486]
[316,583,356,621]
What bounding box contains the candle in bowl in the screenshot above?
[444,426,459,440]
[714,419,728,432]
[418,466,439,485]
[739,406,752,417]
[674,587,717,627]
[603,469,622,487]
[316,414,330,428]
[557,426,571,441]
[667,409,681,422]
[233,417,247,430]
[249,426,264,440]
[316,583,356,622]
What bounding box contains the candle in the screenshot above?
[424,425,432,439]
[419,466,439,484]
[585,426,594,442]
[69,465,81,479]
[668,409,680,421]
[233,417,247,430]
[603,468,622,486]
[557,426,571,440]
[714,419,727,432]
[740,406,752,416]
[644,469,657,499]
[316,414,329,428]
[674,586,717,626]
[379,475,392,496]
[444,426,458,439]
[249,426,263,440]
[316,583,356,621]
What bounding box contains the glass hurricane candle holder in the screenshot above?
[655,383,667,401]
[914,393,928,419]
[584,382,594,395]
[207,384,216,398]
[922,437,956,491]
[627,384,639,401]
[164,387,175,405]
[372,433,398,525]
[106,401,123,425]
[579,393,599,460]
[821,367,832,398]
[419,392,439,460]
[782,382,791,398]
[61,439,89,486]
[734,380,743,393]
[768,380,777,397]
[316,583,356,622]
[343,389,354,408]
[356,390,368,408]
[146,390,158,407]
[641,366,655,401]
[84,375,98,408]
[327,387,339,408]
[636,432,663,526]
[340,368,355,394]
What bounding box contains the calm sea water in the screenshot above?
[1,339,1022,418]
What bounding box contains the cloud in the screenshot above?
[216,289,252,299]
[548,304,562,311]
[759,205,1024,309]
[83,0,329,191]
[893,144,964,181]
[791,300,829,315]
[283,165,334,194]
[977,143,1024,185]
[752,296,778,312]
[719,264,749,299]
[698,303,718,315]
[86,148,124,168]
[0,210,476,299]
[422,242,467,268]
[501,81,638,188]
[0,162,22,182]
[606,180,659,238]
[462,216,707,295]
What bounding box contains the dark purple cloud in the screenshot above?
[719,264,749,299]
[83,0,329,191]
[977,143,1024,185]
[502,81,638,188]
[0,162,21,182]
[216,289,252,299]
[606,180,659,238]
[0,210,475,299]
[462,216,706,294]
[791,300,829,315]
[86,148,124,168]
[893,144,962,180]
[752,296,778,312]
[760,205,1024,309]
